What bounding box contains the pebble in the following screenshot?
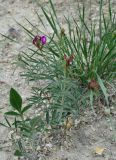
[36,145,41,151]
[104,108,111,116]
[45,143,53,148]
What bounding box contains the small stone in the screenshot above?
[36,145,41,151]
[94,147,106,156]
[110,126,113,131]
[91,125,96,132]
[104,108,111,116]
[35,110,38,114]
[45,143,53,148]
[64,141,68,148]
[47,125,52,130]
[15,135,21,140]
[74,119,81,127]
[110,106,114,110]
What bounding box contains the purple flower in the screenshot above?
[33,35,47,49]
[33,35,40,45]
[40,35,47,45]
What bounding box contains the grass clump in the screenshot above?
[22,0,115,114]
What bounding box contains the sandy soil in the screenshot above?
[0,0,116,160]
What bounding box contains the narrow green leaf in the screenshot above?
[48,46,59,57]
[16,21,34,38]
[41,7,58,36]
[0,33,18,43]
[102,11,107,32]
[25,18,39,33]
[14,118,17,131]
[49,0,57,19]
[46,110,49,124]
[4,116,11,127]
[0,122,8,128]
[108,0,112,20]
[36,11,47,30]
[5,111,20,116]
[21,105,32,114]
[97,74,109,106]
